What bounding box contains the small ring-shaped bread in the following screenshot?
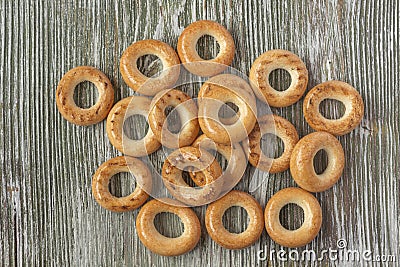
[264,187,322,248]
[120,39,180,96]
[189,134,247,190]
[92,156,152,212]
[198,85,257,144]
[244,114,299,173]
[249,49,308,107]
[177,20,235,77]
[290,131,344,192]
[136,199,201,256]
[198,74,257,125]
[56,66,114,126]
[148,89,199,148]
[106,96,160,157]
[162,146,223,206]
[205,190,264,249]
[303,80,364,136]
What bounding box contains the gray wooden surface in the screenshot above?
[1,0,399,266]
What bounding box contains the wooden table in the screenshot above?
[1,0,399,266]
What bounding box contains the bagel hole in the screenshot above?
[108,172,136,197]
[261,133,284,159]
[182,169,200,188]
[268,69,292,92]
[279,203,305,230]
[123,114,148,140]
[196,35,220,60]
[154,212,184,238]
[136,54,163,78]
[313,149,329,175]
[164,106,182,134]
[319,99,346,119]
[218,102,239,125]
[222,206,249,234]
[73,81,99,109]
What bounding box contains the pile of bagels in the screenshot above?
[55,20,364,256]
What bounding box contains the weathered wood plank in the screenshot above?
[0,0,399,266]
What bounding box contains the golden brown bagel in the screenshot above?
[148,89,199,148]
[92,156,151,212]
[198,85,257,144]
[205,190,264,249]
[264,187,322,248]
[106,96,160,157]
[177,20,235,77]
[249,49,308,107]
[303,80,364,136]
[290,131,345,192]
[56,66,114,126]
[244,114,299,173]
[120,39,180,96]
[136,199,201,256]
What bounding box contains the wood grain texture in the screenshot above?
[1,0,399,266]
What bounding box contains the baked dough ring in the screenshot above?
[205,190,264,249]
[136,199,201,256]
[198,85,257,144]
[264,187,322,248]
[148,89,199,148]
[92,156,151,212]
[56,66,114,126]
[189,134,247,191]
[249,49,308,107]
[198,74,256,125]
[120,39,180,96]
[290,131,344,192]
[244,114,299,173]
[303,80,364,136]
[162,146,223,206]
[177,20,235,77]
[106,96,160,157]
